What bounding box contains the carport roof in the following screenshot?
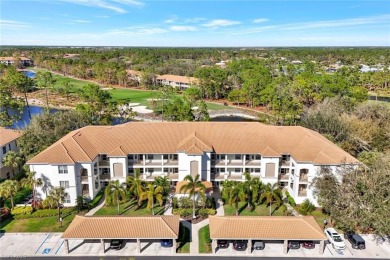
[62,215,180,239]
[209,216,326,240]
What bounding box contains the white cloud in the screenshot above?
[0,20,30,29]
[170,25,197,32]
[61,0,143,14]
[74,20,92,23]
[202,19,241,28]
[253,18,269,23]
[184,17,206,23]
[109,27,168,35]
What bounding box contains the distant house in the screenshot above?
[359,64,383,73]
[291,60,303,65]
[63,54,80,59]
[0,128,22,180]
[126,69,142,84]
[0,57,32,67]
[156,74,199,90]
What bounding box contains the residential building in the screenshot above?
[0,57,32,67]
[0,127,22,179]
[27,122,358,206]
[156,74,198,90]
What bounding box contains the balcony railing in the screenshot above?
[81,176,88,183]
[281,160,291,167]
[213,173,225,180]
[279,174,289,181]
[164,160,178,165]
[167,173,179,180]
[99,160,109,167]
[229,174,242,180]
[298,190,307,197]
[100,174,111,181]
[245,160,261,166]
[299,175,308,182]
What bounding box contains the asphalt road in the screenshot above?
[3,257,388,260]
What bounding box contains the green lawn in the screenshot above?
[0,212,77,232]
[177,223,190,253]
[199,225,211,253]
[224,202,285,216]
[108,88,158,105]
[204,102,232,110]
[94,199,166,216]
[294,207,329,229]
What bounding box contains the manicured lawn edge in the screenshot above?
[199,225,211,253]
[177,223,190,253]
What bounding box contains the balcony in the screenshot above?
[229,174,242,180]
[99,160,109,167]
[100,174,111,181]
[298,190,307,197]
[145,160,162,166]
[279,174,289,181]
[213,173,225,180]
[214,160,225,166]
[132,160,143,166]
[81,175,88,183]
[299,174,308,182]
[167,173,179,180]
[281,160,291,167]
[226,160,244,166]
[164,160,178,166]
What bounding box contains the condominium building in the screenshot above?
[27,122,358,206]
[0,57,32,67]
[0,128,22,179]
[156,74,198,89]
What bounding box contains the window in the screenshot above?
[139,154,144,160]
[211,153,216,160]
[128,154,133,160]
[147,154,153,160]
[101,154,107,161]
[173,154,178,160]
[102,168,110,174]
[245,155,250,160]
[174,168,178,173]
[255,155,261,160]
[8,144,11,150]
[235,168,241,173]
[163,154,168,160]
[95,181,99,190]
[164,168,168,173]
[58,165,68,174]
[220,168,225,173]
[235,154,241,160]
[60,181,69,188]
[254,168,260,173]
[128,168,134,174]
[2,146,6,154]
[64,194,71,204]
[140,168,144,174]
[6,172,10,179]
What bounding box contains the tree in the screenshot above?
[260,183,282,216]
[57,79,72,100]
[228,182,245,216]
[45,187,66,221]
[153,176,170,196]
[197,100,210,121]
[20,167,43,210]
[242,172,262,208]
[125,170,145,201]
[138,183,164,215]
[179,174,206,219]
[2,151,23,177]
[36,71,55,108]
[0,79,24,127]
[105,180,126,214]
[0,180,19,209]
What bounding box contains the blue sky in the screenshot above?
[1,0,389,46]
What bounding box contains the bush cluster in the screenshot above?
[13,207,74,220]
[88,189,104,208]
[198,208,216,218]
[5,188,32,208]
[11,206,33,215]
[285,191,296,206]
[298,199,316,215]
[173,208,193,218]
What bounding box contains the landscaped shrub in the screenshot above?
[173,208,192,218]
[298,199,316,215]
[178,197,192,208]
[198,208,216,218]
[5,188,32,208]
[11,206,33,215]
[284,191,296,206]
[0,207,10,220]
[173,197,178,209]
[13,207,75,220]
[88,189,104,209]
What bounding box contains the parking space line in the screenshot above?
[55,240,64,254]
[34,233,51,254]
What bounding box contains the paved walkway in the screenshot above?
[85,196,105,216]
[211,190,224,216]
[190,218,209,254]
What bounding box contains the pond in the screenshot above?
[10,106,58,129]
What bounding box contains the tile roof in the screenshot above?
[27,122,358,165]
[209,216,327,240]
[0,128,22,147]
[62,215,180,239]
[156,74,199,85]
[108,146,127,157]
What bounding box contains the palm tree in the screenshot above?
[260,183,283,216]
[20,168,43,210]
[242,172,262,208]
[36,71,55,108]
[228,182,246,216]
[125,170,145,201]
[138,183,164,215]
[2,151,23,177]
[0,180,19,209]
[45,187,66,221]
[153,176,170,195]
[180,174,206,219]
[105,180,126,214]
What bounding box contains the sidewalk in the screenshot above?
[190,218,209,254]
[85,196,105,216]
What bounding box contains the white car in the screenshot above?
[325,228,346,250]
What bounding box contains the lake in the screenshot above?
[10,106,58,129]
[23,71,36,78]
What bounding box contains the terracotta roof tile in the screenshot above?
[109,146,127,157]
[27,122,358,165]
[209,216,326,240]
[62,215,180,239]
[0,127,22,147]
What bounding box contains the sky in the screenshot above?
[1,0,389,46]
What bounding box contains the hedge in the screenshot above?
[198,208,216,218]
[5,188,32,208]
[14,207,75,220]
[11,206,33,215]
[88,189,105,208]
[173,208,193,218]
[285,191,296,207]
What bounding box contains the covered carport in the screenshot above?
[209,216,327,255]
[62,215,180,254]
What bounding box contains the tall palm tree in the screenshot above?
[2,151,23,177]
[242,172,262,208]
[36,71,55,108]
[0,180,19,209]
[153,176,170,195]
[125,170,145,201]
[20,168,43,210]
[45,187,66,221]
[105,180,126,214]
[138,183,164,215]
[260,183,283,216]
[228,182,246,216]
[180,174,206,219]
